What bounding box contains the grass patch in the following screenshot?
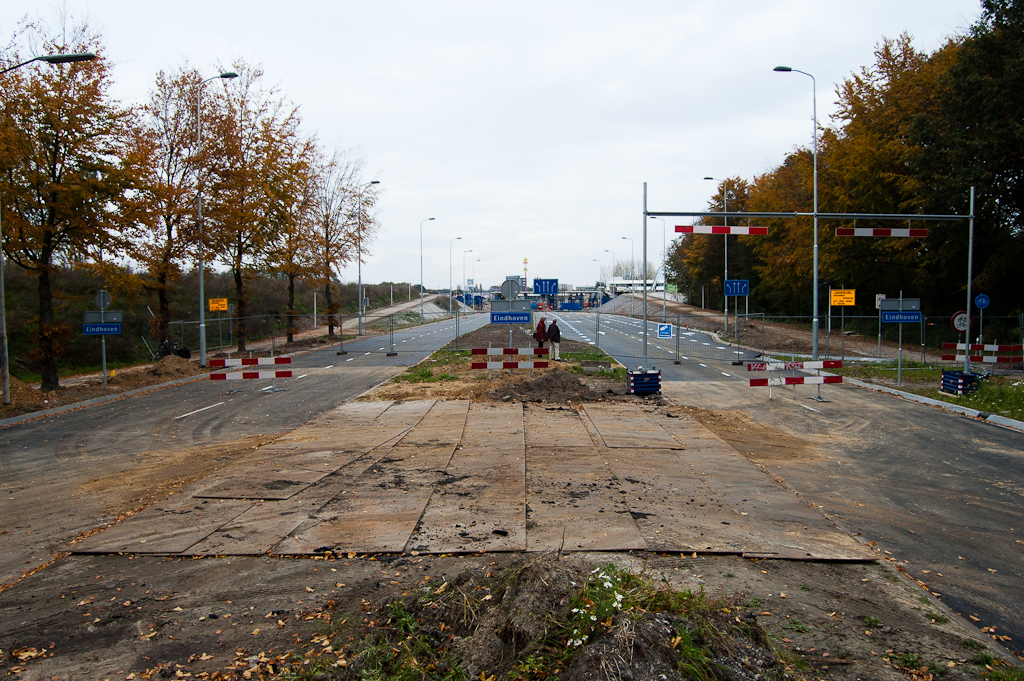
[400,366,459,383]
[830,360,945,382]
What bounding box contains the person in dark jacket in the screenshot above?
[547,319,561,360]
[534,316,548,348]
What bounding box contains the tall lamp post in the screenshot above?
[448,237,461,314]
[621,236,634,317]
[472,258,482,293]
[648,216,666,321]
[355,179,381,335]
[1,51,97,405]
[592,258,602,287]
[604,249,615,294]
[462,249,473,297]
[774,66,819,360]
[703,176,730,329]
[196,70,238,367]
[419,217,434,321]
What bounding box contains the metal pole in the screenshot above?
[811,73,820,361]
[642,182,648,371]
[420,217,433,322]
[595,311,600,349]
[965,187,975,374]
[100,305,107,390]
[0,200,9,404]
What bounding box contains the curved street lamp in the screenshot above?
[448,237,461,313]
[196,71,238,367]
[774,65,819,360]
[621,236,634,317]
[648,216,667,321]
[1,51,97,405]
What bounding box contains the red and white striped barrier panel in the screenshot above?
[747,360,842,371]
[470,347,549,356]
[750,375,843,387]
[835,227,928,238]
[675,225,768,235]
[471,361,549,370]
[208,357,292,367]
[210,370,293,381]
[747,360,843,387]
[941,342,1023,364]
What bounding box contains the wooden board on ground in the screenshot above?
[194,467,332,500]
[524,404,594,448]
[397,400,469,446]
[583,403,682,449]
[71,498,254,554]
[525,446,645,551]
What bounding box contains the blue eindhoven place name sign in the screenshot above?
[490,312,531,324]
[83,323,121,335]
[881,311,922,324]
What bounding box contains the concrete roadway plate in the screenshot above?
[73,400,873,561]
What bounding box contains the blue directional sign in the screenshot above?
[724,279,749,296]
[881,311,922,324]
[490,312,531,324]
[83,323,121,335]
[975,293,990,309]
[657,323,673,339]
[533,278,559,295]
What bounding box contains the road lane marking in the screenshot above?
[699,363,708,367]
[296,374,308,379]
[798,403,820,413]
[346,358,355,361]
[324,364,334,369]
[175,402,225,420]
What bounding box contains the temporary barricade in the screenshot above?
[941,343,1023,365]
[628,370,661,395]
[747,360,843,398]
[940,370,981,396]
[210,370,293,380]
[209,357,292,388]
[208,357,292,367]
[470,348,548,378]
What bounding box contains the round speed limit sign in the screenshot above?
[951,310,970,332]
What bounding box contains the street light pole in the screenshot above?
[703,176,730,330]
[462,249,472,297]
[649,216,666,321]
[604,249,615,294]
[1,51,98,405]
[419,217,434,321]
[621,236,634,317]
[774,66,819,360]
[448,237,461,314]
[472,258,482,292]
[355,180,381,336]
[196,71,238,367]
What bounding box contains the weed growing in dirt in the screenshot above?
[864,615,883,627]
[298,557,785,680]
[975,654,1024,680]
[401,366,459,383]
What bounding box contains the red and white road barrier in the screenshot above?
[208,357,292,367]
[210,370,293,381]
[471,361,549,370]
[835,227,928,238]
[470,347,549,356]
[675,225,768,235]
[940,342,1023,364]
[750,375,842,387]
[747,360,842,372]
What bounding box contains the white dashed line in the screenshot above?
[175,402,225,420]
[296,374,308,379]
[346,358,354,362]
[324,364,334,369]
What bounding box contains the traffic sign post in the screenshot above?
[490,309,531,346]
[879,295,921,384]
[532,278,558,295]
[975,293,990,343]
[657,323,673,339]
[723,279,749,338]
[85,290,116,389]
[829,290,855,362]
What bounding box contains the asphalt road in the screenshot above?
[2,310,1022,659]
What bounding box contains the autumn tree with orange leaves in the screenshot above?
[0,20,140,391]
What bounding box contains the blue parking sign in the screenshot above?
[657,323,673,339]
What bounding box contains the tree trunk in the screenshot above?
[37,267,60,392]
[155,270,170,341]
[234,266,247,353]
[287,273,296,343]
[325,281,335,338]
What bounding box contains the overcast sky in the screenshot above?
[4,1,981,291]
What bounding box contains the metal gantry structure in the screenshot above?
[644,186,977,374]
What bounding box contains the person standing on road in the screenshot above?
[534,316,548,348]
[547,319,561,361]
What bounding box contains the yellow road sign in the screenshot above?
[830,289,855,306]
[209,298,228,312]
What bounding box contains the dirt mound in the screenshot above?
[488,368,613,403]
[5,375,40,405]
[337,554,786,681]
[144,355,203,379]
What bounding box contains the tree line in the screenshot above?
[667,0,1024,326]
[1,18,380,390]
